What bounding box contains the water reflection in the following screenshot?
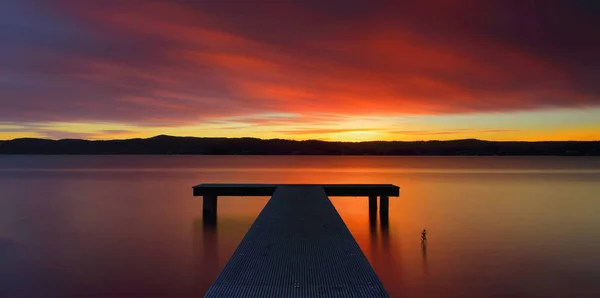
[363,199,404,296]
[369,209,391,247]
[381,219,389,248]
[193,217,219,293]
[421,239,428,275]
[3,156,600,298]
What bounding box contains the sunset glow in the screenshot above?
[1,0,599,141]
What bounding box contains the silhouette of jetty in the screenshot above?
[0,135,599,155]
[195,184,398,296]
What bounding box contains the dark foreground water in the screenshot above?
[1,156,600,298]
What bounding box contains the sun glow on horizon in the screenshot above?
[2,107,600,142]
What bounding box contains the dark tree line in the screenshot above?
[1,135,599,155]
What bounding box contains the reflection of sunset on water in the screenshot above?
[2,156,600,297]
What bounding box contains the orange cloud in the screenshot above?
[1,0,598,140]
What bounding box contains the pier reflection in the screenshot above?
[368,206,391,251]
[363,199,403,296]
[193,217,219,295]
[422,240,428,275]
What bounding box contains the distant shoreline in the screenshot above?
[1,135,599,156]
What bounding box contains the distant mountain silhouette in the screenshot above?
[0,135,599,155]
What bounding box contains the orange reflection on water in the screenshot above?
[3,156,600,298]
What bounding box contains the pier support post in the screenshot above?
[203,195,217,225]
[369,195,377,228]
[380,195,389,224]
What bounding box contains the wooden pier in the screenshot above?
[193,184,399,225]
[193,184,399,297]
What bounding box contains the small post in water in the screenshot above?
[380,195,389,224]
[369,195,377,229]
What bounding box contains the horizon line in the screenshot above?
[2,135,599,143]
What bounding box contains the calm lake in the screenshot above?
[1,156,600,298]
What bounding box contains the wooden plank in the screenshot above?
[204,186,389,297]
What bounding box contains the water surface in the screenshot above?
[1,156,600,298]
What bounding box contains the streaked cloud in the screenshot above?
[0,0,598,140]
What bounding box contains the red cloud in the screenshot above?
[0,0,597,126]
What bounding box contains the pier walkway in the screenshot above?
[196,184,398,297]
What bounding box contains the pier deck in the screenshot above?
[204,185,389,297]
[193,183,399,197]
[194,183,399,226]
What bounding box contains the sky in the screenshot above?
[1,0,599,141]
